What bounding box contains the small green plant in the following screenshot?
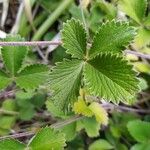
[0,18,139,149]
[127,120,150,150]
[0,35,48,90]
[48,18,139,112]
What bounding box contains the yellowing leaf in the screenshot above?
[81,0,91,9]
[134,27,150,48]
[89,102,108,125]
[73,98,93,117]
[134,62,150,73]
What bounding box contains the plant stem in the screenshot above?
[0,41,62,46]
[79,0,89,36]
[51,115,84,129]
[125,50,150,60]
[0,115,83,140]
[0,109,19,116]
[32,0,74,41]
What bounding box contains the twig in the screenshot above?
[0,109,19,115]
[125,50,150,60]
[0,41,150,60]
[102,103,150,114]
[0,131,34,140]
[0,90,16,100]
[0,41,62,46]
[0,115,83,140]
[50,115,83,129]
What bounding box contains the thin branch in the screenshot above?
[0,90,16,100]
[102,103,150,114]
[125,50,150,60]
[0,131,34,140]
[0,41,62,46]
[0,109,19,115]
[0,41,150,60]
[50,115,84,129]
[0,115,83,140]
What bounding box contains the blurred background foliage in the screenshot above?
[0,0,150,149]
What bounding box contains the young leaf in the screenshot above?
[60,122,76,141]
[1,35,28,75]
[89,102,108,125]
[119,0,147,24]
[84,54,139,104]
[61,18,87,59]
[16,64,48,90]
[89,139,113,150]
[0,70,11,90]
[127,120,150,143]
[76,117,101,137]
[73,98,93,117]
[134,27,150,48]
[49,59,84,111]
[89,20,136,58]
[28,127,66,150]
[131,143,150,150]
[0,139,26,150]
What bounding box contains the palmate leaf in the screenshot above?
[127,120,150,143]
[119,0,147,24]
[84,54,139,103]
[0,139,25,150]
[0,70,11,90]
[89,21,136,59]
[61,18,87,59]
[1,35,28,76]
[28,127,66,150]
[16,64,48,90]
[49,59,84,111]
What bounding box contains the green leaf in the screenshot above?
[61,18,87,59]
[89,20,136,58]
[29,127,66,150]
[119,0,147,24]
[77,117,100,137]
[98,1,117,19]
[46,100,67,119]
[1,35,28,75]
[0,139,25,150]
[49,59,84,111]
[84,54,139,104]
[60,122,76,141]
[0,100,17,135]
[0,70,11,90]
[16,64,48,90]
[89,139,113,150]
[131,143,150,150]
[127,120,150,143]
